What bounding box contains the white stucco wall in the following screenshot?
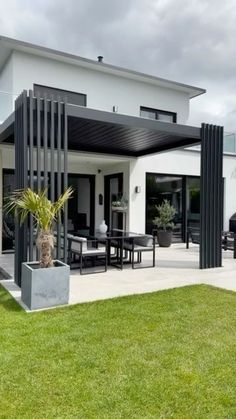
[0,145,131,231]
[129,149,200,233]
[0,54,14,123]
[222,154,236,228]
[129,149,236,233]
[0,143,235,235]
[10,51,190,123]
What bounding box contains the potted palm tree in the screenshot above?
[153,199,176,247]
[5,187,73,310]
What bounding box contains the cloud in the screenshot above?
[1,0,236,131]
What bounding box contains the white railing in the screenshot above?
[223,132,236,154]
[186,132,236,155]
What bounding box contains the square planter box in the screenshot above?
[21,260,70,310]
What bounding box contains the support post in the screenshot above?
[14,91,28,285]
[200,124,223,269]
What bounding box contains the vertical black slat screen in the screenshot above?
[50,99,55,202]
[36,94,41,192]
[14,91,69,286]
[56,101,62,259]
[29,91,34,261]
[182,176,187,242]
[14,96,20,285]
[216,127,224,263]
[43,97,48,191]
[211,126,217,265]
[200,124,223,269]
[23,92,28,264]
[36,94,41,261]
[14,91,29,286]
[63,103,68,263]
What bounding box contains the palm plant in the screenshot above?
[5,187,73,268]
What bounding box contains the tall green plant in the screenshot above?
[5,187,73,268]
[153,199,176,231]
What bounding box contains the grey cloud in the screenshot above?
[1,0,236,130]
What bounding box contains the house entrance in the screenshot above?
[104,173,123,230]
[68,174,95,236]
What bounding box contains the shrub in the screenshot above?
[153,199,176,231]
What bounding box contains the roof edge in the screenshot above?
[0,35,206,99]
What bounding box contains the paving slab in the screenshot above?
[0,244,235,311]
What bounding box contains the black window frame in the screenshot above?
[140,106,177,123]
[145,172,201,242]
[34,84,87,107]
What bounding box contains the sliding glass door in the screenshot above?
[68,174,95,236]
[146,173,200,242]
[2,170,15,251]
[186,177,200,228]
[146,174,183,240]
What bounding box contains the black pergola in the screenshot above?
[0,90,224,285]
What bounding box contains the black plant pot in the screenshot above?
[157,230,173,247]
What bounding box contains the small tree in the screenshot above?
[153,199,176,231]
[5,187,73,268]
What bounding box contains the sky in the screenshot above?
[1,0,236,132]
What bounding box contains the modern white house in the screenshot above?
[0,35,234,282]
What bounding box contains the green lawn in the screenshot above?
[0,285,236,419]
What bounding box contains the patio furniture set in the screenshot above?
[67,229,155,275]
[186,227,236,258]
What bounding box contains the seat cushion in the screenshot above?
[135,235,153,247]
[71,236,87,252]
[82,248,106,256]
[123,243,153,252]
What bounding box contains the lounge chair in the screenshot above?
[68,235,107,275]
[123,234,155,269]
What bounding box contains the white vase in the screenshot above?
[99,220,108,234]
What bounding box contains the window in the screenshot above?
[34,84,86,107]
[145,173,200,241]
[146,173,183,239]
[140,106,176,123]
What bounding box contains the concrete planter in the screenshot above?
[157,230,173,247]
[21,260,70,310]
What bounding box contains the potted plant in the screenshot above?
[5,187,73,310]
[111,195,128,211]
[153,199,176,247]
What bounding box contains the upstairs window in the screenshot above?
[34,84,86,106]
[140,106,176,123]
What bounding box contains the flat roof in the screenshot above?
[67,105,201,156]
[0,100,201,157]
[0,35,206,99]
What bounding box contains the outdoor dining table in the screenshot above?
[92,229,149,270]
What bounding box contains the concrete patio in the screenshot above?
[0,244,235,311]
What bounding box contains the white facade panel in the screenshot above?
[222,155,236,229]
[129,150,200,233]
[11,51,189,123]
[129,149,236,232]
[0,54,14,123]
